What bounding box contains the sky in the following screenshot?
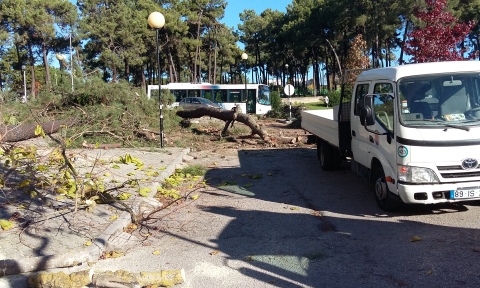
[219,0,293,30]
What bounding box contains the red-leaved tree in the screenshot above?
[404,0,474,63]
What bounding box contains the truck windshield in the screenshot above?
[398,73,480,128]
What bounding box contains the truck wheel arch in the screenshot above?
[370,159,402,211]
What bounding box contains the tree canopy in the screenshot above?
[1,0,480,97]
[404,0,474,63]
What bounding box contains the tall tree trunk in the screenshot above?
[398,19,410,65]
[42,42,51,89]
[124,59,129,81]
[207,49,212,83]
[141,64,146,92]
[376,32,381,67]
[165,34,177,83]
[198,49,202,82]
[325,39,342,84]
[213,43,217,84]
[325,47,331,91]
[194,10,203,83]
[386,39,391,67]
[112,61,117,83]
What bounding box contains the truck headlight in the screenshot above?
[398,165,439,183]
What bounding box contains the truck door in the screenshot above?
[369,83,396,173]
[352,82,396,171]
[351,82,371,167]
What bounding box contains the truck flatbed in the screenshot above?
[301,109,339,147]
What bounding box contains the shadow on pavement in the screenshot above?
[199,148,480,287]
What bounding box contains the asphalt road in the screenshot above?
[90,147,480,288]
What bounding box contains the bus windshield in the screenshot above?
[258,85,271,105]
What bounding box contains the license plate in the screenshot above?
[450,188,480,199]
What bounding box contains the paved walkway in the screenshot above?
[0,147,190,287]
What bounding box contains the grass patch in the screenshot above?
[181,164,206,177]
[302,101,328,110]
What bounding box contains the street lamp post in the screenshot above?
[21,65,27,103]
[241,53,248,108]
[56,53,66,86]
[148,11,166,148]
[285,63,291,120]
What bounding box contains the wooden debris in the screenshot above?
[28,269,186,288]
[0,119,73,143]
[82,141,122,149]
[28,270,90,288]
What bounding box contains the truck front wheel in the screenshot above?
[371,167,401,211]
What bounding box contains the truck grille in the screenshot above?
[437,165,480,178]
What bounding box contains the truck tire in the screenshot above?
[318,140,336,171]
[371,167,401,211]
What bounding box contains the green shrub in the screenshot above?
[0,90,20,103]
[326,90,341,107]
[270,90,282,113]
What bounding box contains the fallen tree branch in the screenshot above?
[0,119,73,143]
[176,107,269,140]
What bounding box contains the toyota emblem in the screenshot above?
[461,158,478,170]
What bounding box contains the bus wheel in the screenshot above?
[371,167,401,211]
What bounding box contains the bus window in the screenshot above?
[173,90,187,101]
[203,90,213,100]
[188,90,200,97]
[229,90,242,102]
[214,90,227,102]
[242,90,253,102]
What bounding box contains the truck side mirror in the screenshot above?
[358,95,375,126]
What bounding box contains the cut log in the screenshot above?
[28,269,186,287]
[176,107,269,140]
[0,119,72,143]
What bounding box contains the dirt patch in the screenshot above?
[9,116,313,154]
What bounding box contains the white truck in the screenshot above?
[302,61,480,210]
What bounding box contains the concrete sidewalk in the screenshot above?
[0,147,190,287]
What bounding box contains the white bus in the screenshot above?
[147,83,271,115]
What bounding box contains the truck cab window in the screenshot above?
[373,83,394,132]
[354,83,369,116]
[374,83,393,94]
[374,94,394,132]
